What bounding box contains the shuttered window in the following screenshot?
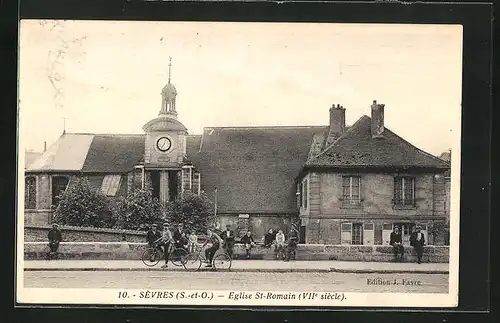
[101,175,122,196]
[341,223,352,245]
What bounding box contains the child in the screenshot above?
[188,231,198,253]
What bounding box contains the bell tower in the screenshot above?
[160,57,178,119]
[142,57,189,204]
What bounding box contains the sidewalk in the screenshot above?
[23,260,449,274]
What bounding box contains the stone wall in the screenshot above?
[24,242,449,263]
[24,225,146,243]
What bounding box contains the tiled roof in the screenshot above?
[307,116,450,169]
[81,134,145,173]
[192,126,324,213]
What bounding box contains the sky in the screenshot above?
[19,21,462,156]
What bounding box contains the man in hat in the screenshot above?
[173,223,185,249]
[47,223,62,260]
[410,225,426,264]
[160,222,174,268]
[222,224,235,259]
[284,226,299,261]
[146,224,161,246]
[390,226,404,262]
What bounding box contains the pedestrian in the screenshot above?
[146,224,162,262]
[222,224,235,259]
[410,225,426,264]
[390,226,405,262]
[160,221,174,269]
[275,229,286,260]
[202,228,223,268]
[285,227,298,261]
[47,223,62,260]
[188,231,198,253]
[240,231,256,259]
[263,229,275,248]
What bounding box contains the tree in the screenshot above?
[165,192,215,234]
[110,188,165,231]
[53,177,112,228]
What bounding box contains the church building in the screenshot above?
[24,62,450,245]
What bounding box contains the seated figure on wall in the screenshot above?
[240,231,256,259]
[263,229,275,248]
[390,226,404,262]
[47,223,62,260]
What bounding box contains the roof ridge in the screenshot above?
[311,115,369,161]
[203,125,329,130]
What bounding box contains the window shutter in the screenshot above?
[363,223,374,245]
[382,223,393,245]
[341,223,352,245]
[394,177,402,205]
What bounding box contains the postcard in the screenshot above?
[17,20,462,307]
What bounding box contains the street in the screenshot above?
[24,271,449,293]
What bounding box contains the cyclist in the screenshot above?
[202,228,223,268]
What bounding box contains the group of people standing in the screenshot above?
[390,225,426,264]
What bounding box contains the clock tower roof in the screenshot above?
[143,116,188,133]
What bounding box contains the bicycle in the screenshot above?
[141,237,189,267]
[183,243,232,272]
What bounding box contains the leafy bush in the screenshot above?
[53,177,112,228]
[110,188,165,231]
[165,192,215,234]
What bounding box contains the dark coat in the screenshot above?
[48,229,62,242]
[222,229,235,243]
[410,231,426,247]
[390,232,402,245]
[146,230,161,244]
[173,229,184,244]
[264,232,275,245]
[240,235,254,245]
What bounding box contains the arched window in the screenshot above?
[52,176,70,207]
[25,176,36,209]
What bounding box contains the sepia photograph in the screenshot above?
[17,20,462,307]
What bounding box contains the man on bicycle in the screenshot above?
[202,228,223,268]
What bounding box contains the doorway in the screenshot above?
[151,171,160,200]
[168,170,179,201]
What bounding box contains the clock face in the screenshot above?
[156,136,172,152]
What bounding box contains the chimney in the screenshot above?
[327,104,345,145]
[43,141,47,152]
[371,100,385,138]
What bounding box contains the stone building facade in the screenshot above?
[24,66,450,244]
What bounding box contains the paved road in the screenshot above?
[24,271,449,293]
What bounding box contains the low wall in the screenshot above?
[25,225,146,243]
[24,242,449,263]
